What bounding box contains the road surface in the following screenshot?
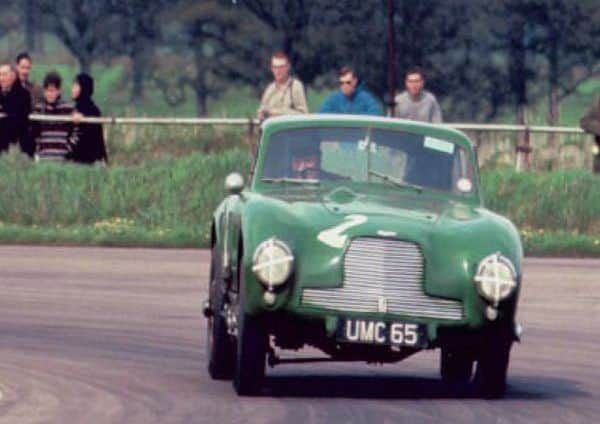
[0,246,598,423]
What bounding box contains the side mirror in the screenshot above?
[225,172,244,195]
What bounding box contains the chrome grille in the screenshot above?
[302,237,463,320]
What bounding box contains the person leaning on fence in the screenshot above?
[580,97,600,174]
[67,73,108,164]
[257,50,308,121]
[394,66,442,123]
[30,71,75,161]
[0,64,32,155]
[319,66,383,116]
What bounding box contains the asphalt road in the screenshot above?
[0,246,598,423]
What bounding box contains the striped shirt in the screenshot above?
[31,99,75,161]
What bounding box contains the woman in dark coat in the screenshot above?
[69,73,108,164]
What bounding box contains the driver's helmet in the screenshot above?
[290,139,321,178]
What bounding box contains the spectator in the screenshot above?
[319,66,382,116]
[257,51,308,120]
[30,71,75,161]
[0,64,32,155]
[580,97,600,174]
[16,52,41,107]
[68,73,108,164]
[394,67,442,123]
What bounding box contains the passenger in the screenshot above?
[68,73,108,164]
[319,66,383,116]
[394,67,442,123]
[16,52,42,107]
[580,96,600,174]
[30,71,75,161]
[0,64,32,155]
[257,50,308,120]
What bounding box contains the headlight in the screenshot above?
[252,238,294,287]
[474,253,517,305]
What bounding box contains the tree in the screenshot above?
[530,0,600,127]
[152,0,274,116]
[38,0,118,73]
[108,0,170,104]
[24,0,37,52]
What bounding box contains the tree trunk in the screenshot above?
[79,55,92,75]
[547,29,560,149]
[24,0,36,52]
[193,71,208,117]
[195,85,208,117]
[509,14,529,170]
[131,50,145,104]
[193,51,209,117]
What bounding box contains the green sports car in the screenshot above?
[204,115,523,397]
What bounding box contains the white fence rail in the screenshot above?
[1,114,593,171]
[25,114,588,135]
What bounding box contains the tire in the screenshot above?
[440,349,474,385]
[474,341,512,398]
[233,262,267,396]
[207,247,235,380]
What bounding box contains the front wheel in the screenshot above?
[207,248,235,380]
[474,341,512,398]
[233,263,267,396]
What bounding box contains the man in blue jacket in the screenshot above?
[319,66,383,116]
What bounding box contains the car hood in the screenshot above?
[240,186,522,300]
[252,185,479,230]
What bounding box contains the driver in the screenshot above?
[289,141,347,181]
[290,141,320,179]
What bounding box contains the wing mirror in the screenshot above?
[225,172,245,195]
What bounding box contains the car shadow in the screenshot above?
[260,373,587,400]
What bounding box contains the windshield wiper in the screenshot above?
[262,177,320,185]
[368,170,423,193]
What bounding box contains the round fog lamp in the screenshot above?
[252,238,294,287]
[474,253,517,305]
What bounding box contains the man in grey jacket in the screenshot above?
[394,67,442,123]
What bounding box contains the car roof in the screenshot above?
[261,114,474,148]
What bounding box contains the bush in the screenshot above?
[0,153,597,253]
[0,150,251,240]
[482,169,600,234]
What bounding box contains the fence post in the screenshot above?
[515,126,532,172]
[247,118,257,158]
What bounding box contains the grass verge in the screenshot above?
[0,224,598,257]
[0,223,205,248]
[0,152,598,256]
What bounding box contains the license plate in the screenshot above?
[337,319,427,348]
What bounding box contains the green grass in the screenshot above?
[482,169,600,234]
[0,149,251,230]
[0,152,598,255]
[0,223,202,248]
[0,224,596,255]
[520,229,600,257]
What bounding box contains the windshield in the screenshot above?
[260,127,476,195]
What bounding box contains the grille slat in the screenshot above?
[302,237,463,320]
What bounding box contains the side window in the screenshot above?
[452,147,475,194]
